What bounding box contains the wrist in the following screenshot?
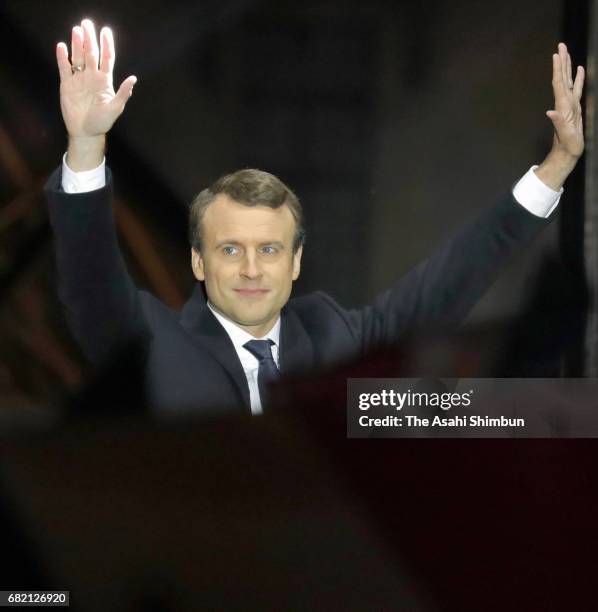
[534,148,579,191]
[66,135,106,172]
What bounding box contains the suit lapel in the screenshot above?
[279,306,316,376]
[180,284,251,410]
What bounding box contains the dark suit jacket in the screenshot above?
[46,167,551,416]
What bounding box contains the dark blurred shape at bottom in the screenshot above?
[1,333,598,611]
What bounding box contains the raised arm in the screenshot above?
[535,42,584,190]
[56,19,136,170]
[354,43,585,350]
[47,20,145,364]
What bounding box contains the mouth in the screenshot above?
[233,289,270,297]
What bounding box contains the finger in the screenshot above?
[99,27,115,74]
[112,75,138,110]
[71,25,84,68]
[566,49,573,89]
[559,43,569,89]
[56,42,71,81]
[81,18,99,70]
[546,110,562,123]
[552,53,566,97]
[573,65,585,99]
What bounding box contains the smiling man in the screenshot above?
[46,19,585,416]
[189,170,304,338]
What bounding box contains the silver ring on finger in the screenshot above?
[71,64,85,74]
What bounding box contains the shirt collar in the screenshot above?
[207,302,281,354]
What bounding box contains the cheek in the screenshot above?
[273,263,296,290]
[205,263,239,288]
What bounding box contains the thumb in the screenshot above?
[546,110,563,125]
[113,75,138,110]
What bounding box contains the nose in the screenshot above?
[239,250,261,279]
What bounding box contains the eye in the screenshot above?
[260,245,278,255]
[222,245,239,256]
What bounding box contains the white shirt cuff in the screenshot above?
[61,152,106,194]
[512,165,562,218]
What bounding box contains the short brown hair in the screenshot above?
[189,169,305,253]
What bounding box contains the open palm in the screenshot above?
[547,42,585,159]
[56,20,136,138]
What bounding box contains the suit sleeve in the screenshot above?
[45,166,149,364]
[348,193,553,352]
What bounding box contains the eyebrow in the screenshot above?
[261,241,285,250]
[214,240,286,249]
[215,240,242,248]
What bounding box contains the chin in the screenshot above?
[227,307,267,324]
[237,315,271,327]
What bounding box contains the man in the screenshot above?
[47,19,584,416]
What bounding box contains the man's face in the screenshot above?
[191,194,302,337]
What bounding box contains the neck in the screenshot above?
[241,319,278,338]
[208,302,279,338]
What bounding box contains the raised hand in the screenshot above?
[535,43,585,191]
[546,42,585,159]
[56,19,137,170]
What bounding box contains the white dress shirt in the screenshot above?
[207,303,280,415]
[60,155,563,413]
[61,153,107,193]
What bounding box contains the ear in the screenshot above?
[292,245,303,281]
[191,248,205,281]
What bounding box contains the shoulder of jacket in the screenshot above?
[138,289,180,325]
[288,290,342,312]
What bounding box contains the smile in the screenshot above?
[234,289,269,297]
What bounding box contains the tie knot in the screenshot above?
[244,339,275,362]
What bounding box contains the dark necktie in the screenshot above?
[243,339,280,410]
